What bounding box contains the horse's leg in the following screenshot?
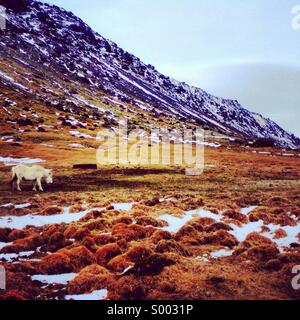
[37,178,44,192]
[10,170,16,191]
[33,180,37,192]
[16,177,22,192]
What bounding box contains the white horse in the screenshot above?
[11,164,53,192]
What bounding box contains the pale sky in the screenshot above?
[43,0,300,137]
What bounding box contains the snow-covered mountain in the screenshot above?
[1,0,299,149]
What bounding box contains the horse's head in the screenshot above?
[45,169,53,184]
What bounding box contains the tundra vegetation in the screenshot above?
[0,118,300,300]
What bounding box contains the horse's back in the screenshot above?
[30,164,44,171]
[13,164,45,177]
[12,164,27,174]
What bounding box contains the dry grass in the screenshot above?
[1,108,300,300]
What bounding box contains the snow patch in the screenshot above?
[228,220,300,252]
[0,207,104,230]
[0,251,34,262]
[0,71,28,91]
[0,242,13,251]
[210,249,234,258]
[0,157,45,166]
[69,143,85,148]
[0,203,31,209]
[15,203,31,209]
[113,203,134,211]
[240,206,257,215]
[32,273,77,285]
[158,206,299,251]
[70,131,94,139]
[65,289,108,301]
[159,209,221,233]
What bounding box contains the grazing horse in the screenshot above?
[11,164,53,192]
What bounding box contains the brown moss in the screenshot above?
[95,243,122,265]
[81,236,98,253]
[69,205,85,213]
[79,212,94,222]
[273,229,288,240]
[112,217,133,225]
[107,254,132,273]
[8,229,32,242]
[222,218,243,227]
[39,206,63,215]
[159,281,176,293]
[291,209,300,218]
[126,245,175,276]
[73,227,90,240]
[42,224,67,238]
[182,196,204,209]
[267,197,290,206]
[67,264,112,294]
[112,277,148,300]
[47,232,65,245]
[205,222,233,233]
[112,223,156,241]
[89,209,104,219]
[155,240,191,257]
[244,232,275,247]
[250,208,297,227]
[0,290,28,300]
[0,228,12,242]
[234,232,280,262]
[249,211,265,222]
[204,207,219,214]
[243,246,280,262]
[261,226,271,233]
[174,225,200,243]
[92,233,116,245]
[189,217,216,230]
[270,207,285,215]
[278,252,300,264]
[264,259,283,271]
[8,261,37,275]
[63,225,77,239]
[273,214,297,227]
[199,230,238,248]
[44,231,71,252]
[136,216,165,227]
[39,252,72,274]
[39,246,95,274]
[150,230,172,244]
[116,239,128,251]
[223,209,248,224]
[143,196,160,206]
[2,234,43,253]
[83,218,108,231]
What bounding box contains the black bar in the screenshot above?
[0,300,297,319]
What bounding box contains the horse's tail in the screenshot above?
[10,168,17,189]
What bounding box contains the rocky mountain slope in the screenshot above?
[0,0,299,149]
